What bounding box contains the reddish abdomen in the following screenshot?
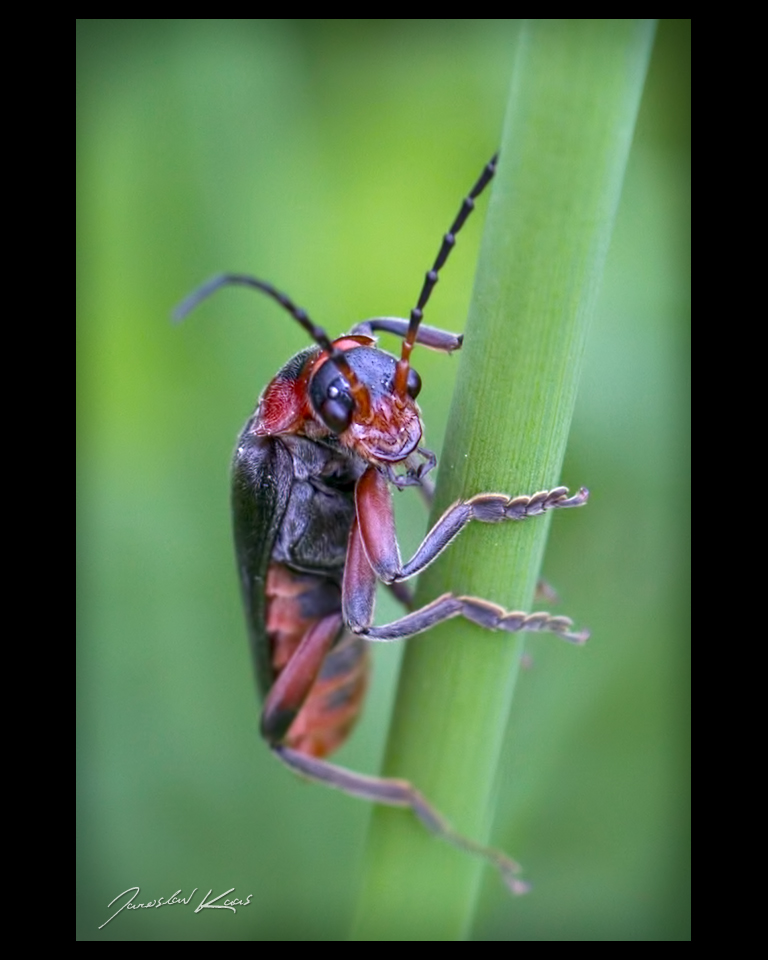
[265,563,369,758]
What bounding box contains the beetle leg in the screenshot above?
[386,446,437,491]
[346,467,588,642]
[399,486,589,579]
[356,591,588,644]
[272,744,530,895]
[350,317,463,353]
[261,612,343,743]
[356,466,589,582]
[341,512,380,631]
[344,487,588,643]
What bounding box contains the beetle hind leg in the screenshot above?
[272,744,530,895]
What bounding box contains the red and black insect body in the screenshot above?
[175,155,589,893]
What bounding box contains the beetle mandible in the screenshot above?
[175,154,589,894]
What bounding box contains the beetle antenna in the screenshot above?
[395,154,498,397]
[173,273,371,416]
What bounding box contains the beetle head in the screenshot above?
[309,342,423,463]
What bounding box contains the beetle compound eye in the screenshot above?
[318,383,354,433]
[406,368,422,399]
[320,396,353,433]
[309,361,358,433]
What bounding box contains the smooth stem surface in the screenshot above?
[351,19,657,941]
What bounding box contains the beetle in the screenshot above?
[174,154,589,894]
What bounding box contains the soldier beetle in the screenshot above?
[175,154,589,893]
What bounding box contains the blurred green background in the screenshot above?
[77,19,690,941]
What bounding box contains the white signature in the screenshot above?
[99,886,253,929]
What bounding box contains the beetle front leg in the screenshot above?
[350,317,463,353]
[272,744,529,895]
[356,466,589,582]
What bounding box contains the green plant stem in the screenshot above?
[351,19,657,941]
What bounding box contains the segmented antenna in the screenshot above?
[395,154,498,398]
[173,273,371,416]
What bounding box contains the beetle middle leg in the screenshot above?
[354,592,587,644]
